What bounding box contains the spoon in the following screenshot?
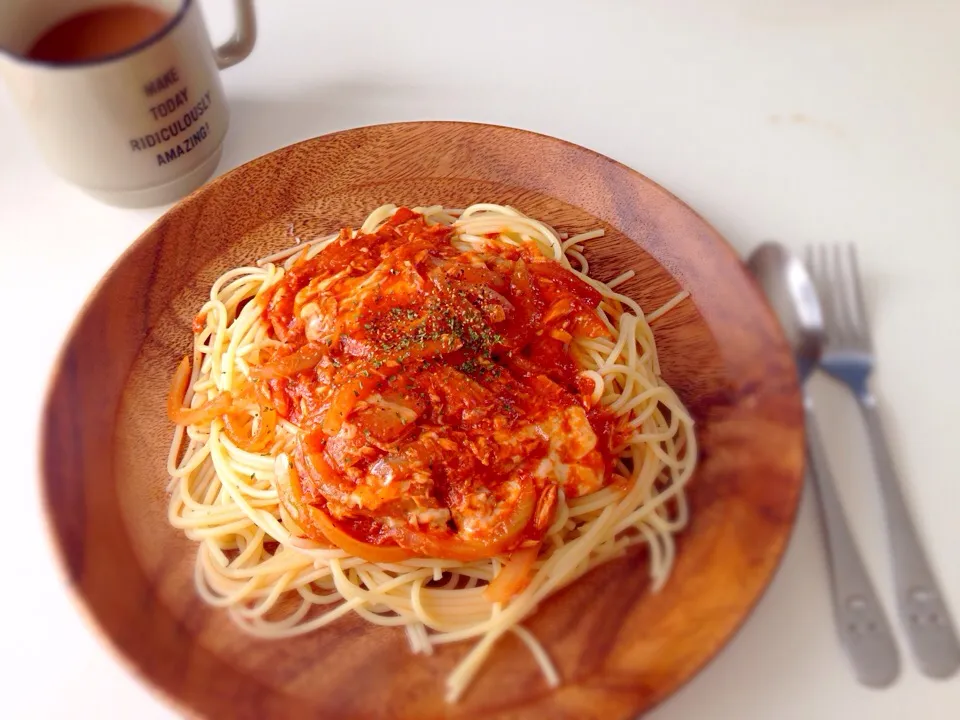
[748,241,900,688]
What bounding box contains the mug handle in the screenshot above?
[213,0,257,70]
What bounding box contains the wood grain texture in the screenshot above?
[40,122,803,720]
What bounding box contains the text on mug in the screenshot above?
[149,87,190,120]
[129,90,212,153]
[156,122,212,166]
[144,67,179,97]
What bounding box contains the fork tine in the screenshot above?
[844,243,873,349]
[808,245,839,344]
[815,244,845,344]
[830,243,854,343]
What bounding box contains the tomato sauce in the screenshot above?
[258,209,621,560]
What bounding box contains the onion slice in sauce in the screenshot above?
[277,453,412,562]
[304,505,413,563]
[484,543,541,603]
[252,342,327,380]
[223,405,277,452]
[167,356,234,425]
[167,356,191,420]
[323,372,384,435]
[274,454,330,545]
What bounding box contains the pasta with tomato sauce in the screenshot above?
[166,204,697,701]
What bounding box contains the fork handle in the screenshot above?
[858,395,960,678]
[804,399,900,687]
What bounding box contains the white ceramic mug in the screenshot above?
[0,0,256,207]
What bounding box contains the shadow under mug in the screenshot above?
[0,0,256,208]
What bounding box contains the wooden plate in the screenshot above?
[40,122,803,720]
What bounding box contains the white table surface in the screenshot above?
[3,1,959,718]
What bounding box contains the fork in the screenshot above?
[806,244,960,679]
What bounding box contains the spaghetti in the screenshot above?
[166,204,696,701]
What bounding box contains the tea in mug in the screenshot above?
[26,3,170,63]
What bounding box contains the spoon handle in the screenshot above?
[804,397,900,687]
[857,395,960,678]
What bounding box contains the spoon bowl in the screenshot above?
[747,242,825,382]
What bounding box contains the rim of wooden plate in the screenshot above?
[39,121,804,720]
